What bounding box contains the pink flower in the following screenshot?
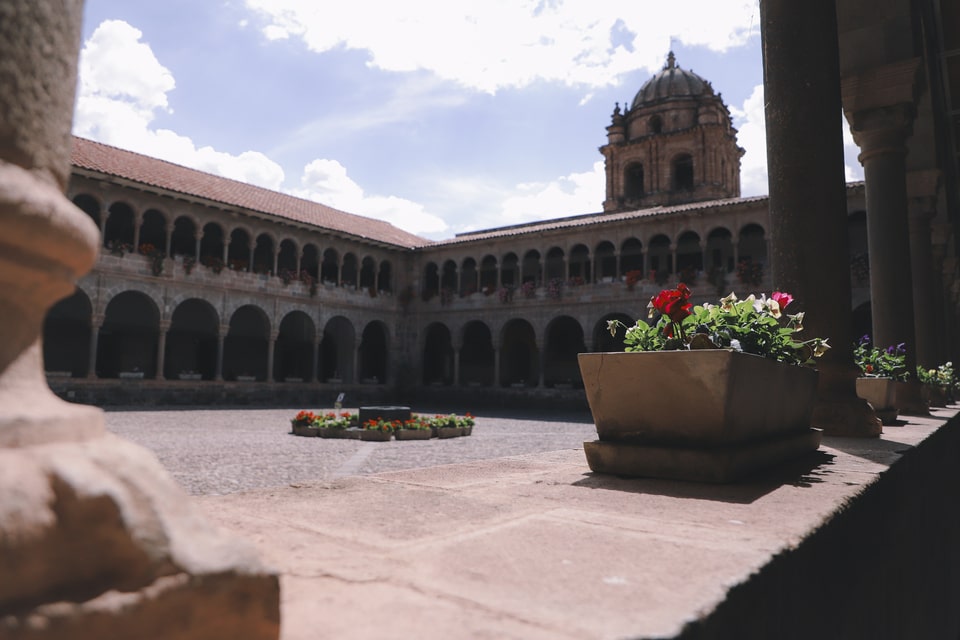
[771,291,793,311]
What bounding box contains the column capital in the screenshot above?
[841,58,922,117]
[846,104,915,161]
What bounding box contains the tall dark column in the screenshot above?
[760,0,880,436]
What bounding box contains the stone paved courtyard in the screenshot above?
[104,407,597,495]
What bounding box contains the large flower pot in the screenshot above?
[395,429,432,441]
[577,350,821,482]
[360,430,393,442]
[855,377,899,424]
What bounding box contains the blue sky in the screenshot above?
[75,0,863,240]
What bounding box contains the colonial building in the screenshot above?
[44,52,953,409]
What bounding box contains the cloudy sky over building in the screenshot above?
[75,0,864,240]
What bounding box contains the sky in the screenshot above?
[74,0,864,241]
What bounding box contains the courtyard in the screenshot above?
[103,407,597,495]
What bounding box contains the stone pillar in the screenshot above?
[193,229,202,262]
[310,338,320,383]
[86,314,103,379]
[453,346,461,386]
[906,170,942,368]
[132,210,141,254]
[155,320,169,380]
[0,3,279,637]
[267,331,277,382]
[221,236,229,265]
[760,0,880,436]
[247,240,255,272]
[493,340,501,387]
[164,222,173,258]
[215,326,227,381]
[272,247,279,276]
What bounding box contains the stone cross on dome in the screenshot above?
[666,51,676,69]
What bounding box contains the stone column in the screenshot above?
[272,247,279,276]
[310,338,320,383]
[132,210,141,254]
[247,240,255,272]
[155,320,169,380]
[906,170,941,368]
[86,314,103,379]
[266,331,278,382]
[0,3,279,637]
[760,0,880,436]
[164,222,173,258]
[194,229,202,262]
[493,339,501,387]
[453,345,461,386]
[215,326,227,381]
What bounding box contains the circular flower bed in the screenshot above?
[290,411,475,440]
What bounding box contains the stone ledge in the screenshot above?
[197,408,960,639]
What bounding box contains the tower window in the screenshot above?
[649,115,662,134]
[672,154,694,191]
[624,163,644,199]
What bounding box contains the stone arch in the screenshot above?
[593,313,636,353]
[301,243,320,280]
[460,321,494,386]
[499,318,538,387]
[320,315,355,383]
[359,320,389,384]
[422,322,453,385]
[706,226,735,273]
[170,215,197,259]
[341,252,358,288]
[165,298,219,380]
[200,222,225,271]
[139,208,168,256]
[672,153,694,191]
[595,241,616,281]
[223,304,270,381]
[104,201,136,252]
[624,162,645,200]
[227,227,252,272]
[252,233,275,275]
[738,223,767,281]
[543,315,586,388]
[545,247,565,281]
[649,114,663,134]
[72,193,102,228]
[460,257,478,296]
[521,250,542,285]
[278,238,298,276]
[377,260,393,294]
[620,237,643,275]
[441,260,457,293]
[500,253,519,287]
[97,289,160,378]
[275,310,316,382]
[423,262,440,301]
[676,230,702,279]
[359,256,376,291]
[648,234,672,278]
[569,244,590,283]
[321,248,339,284]
[43,288,92,377]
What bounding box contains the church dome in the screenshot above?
[631,52,713,109]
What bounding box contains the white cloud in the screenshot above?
[293,159,449,236]
[74,19,285,191]
[243,0,761,94]
[451,161,606,234]
[730,83,768,196]
[731,82,865,197]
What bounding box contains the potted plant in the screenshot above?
[917,362,956,407]
[853,335,908,423]
[395,416,433,441]
[580,284,828,482]
[290,410,319,437]
[361,417,395,441]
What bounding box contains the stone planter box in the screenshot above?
[360,430,393,441]
[395,429,432,441]
[855,377,899,424]
[291,424,319,437]
[577,350,820,482]
[437,427,463,438]
[923,384,952,408]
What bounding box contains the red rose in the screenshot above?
[651,284,692,322]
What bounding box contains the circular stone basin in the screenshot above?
[359,405,412,425]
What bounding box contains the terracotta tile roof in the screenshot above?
[435,195,771,246]
[70,136,430,249]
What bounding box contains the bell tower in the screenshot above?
[600,53,744,212]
